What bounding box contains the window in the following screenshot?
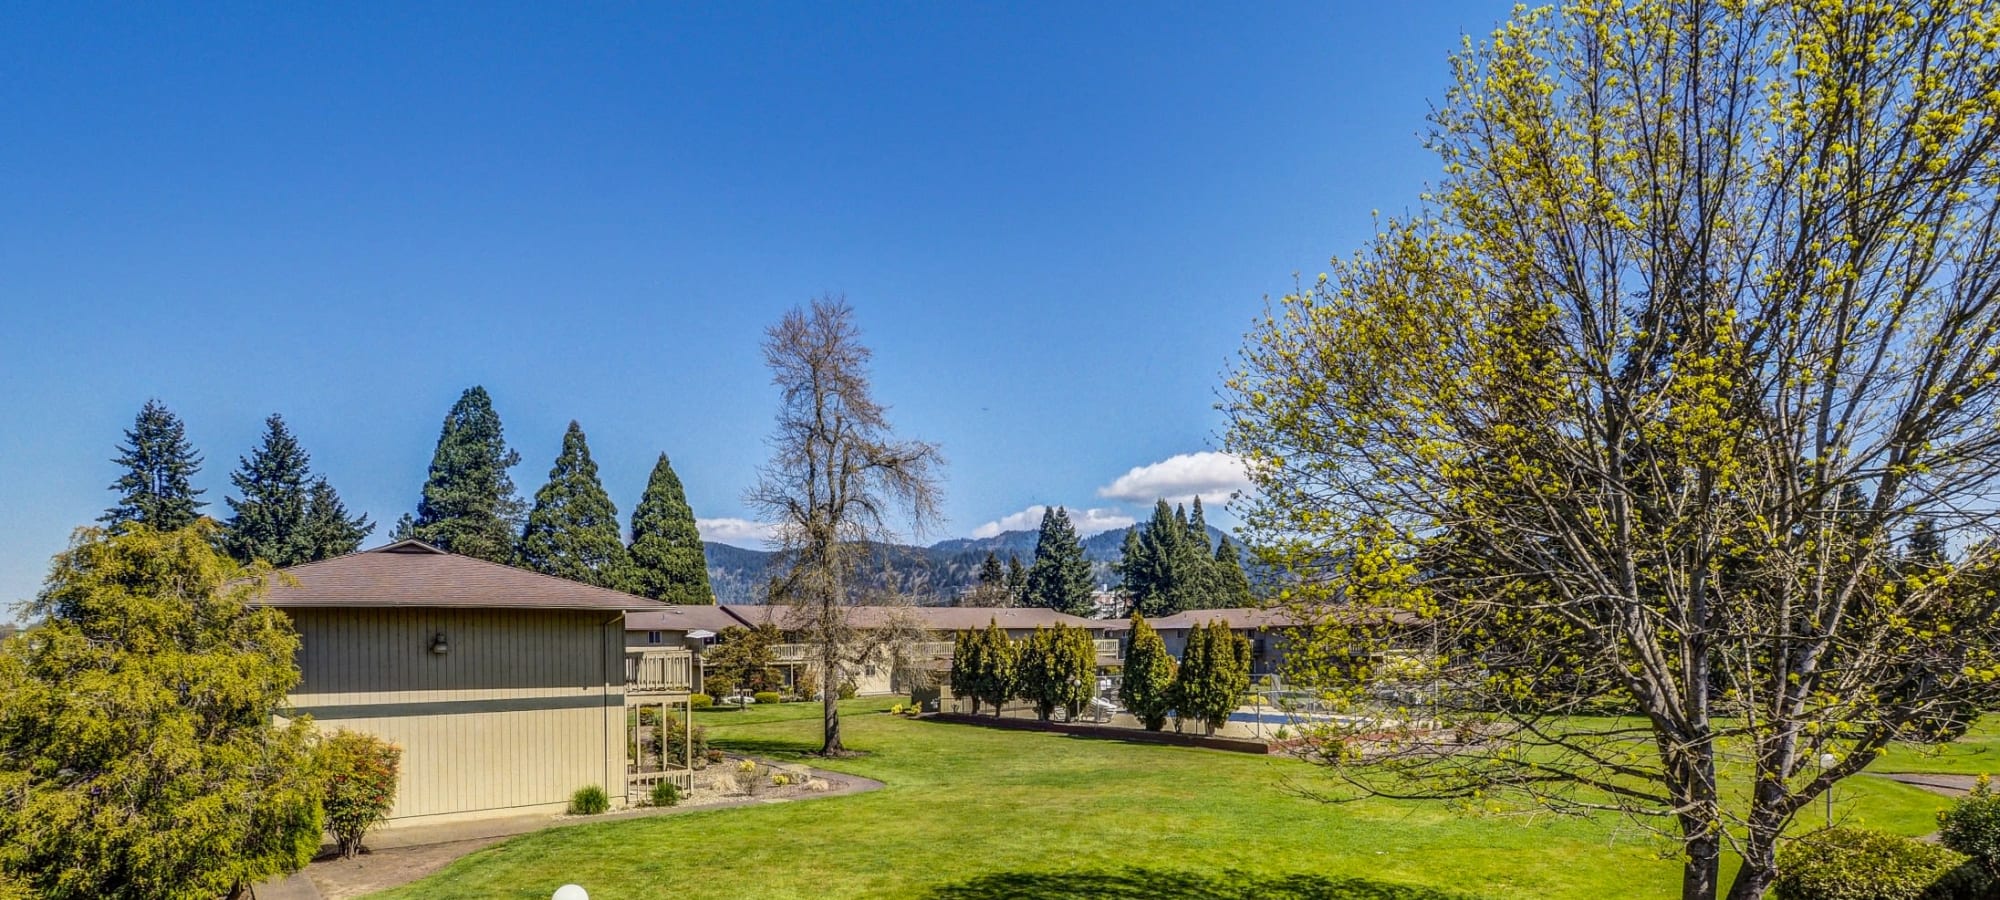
[647,631,662,644]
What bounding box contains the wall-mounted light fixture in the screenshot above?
[429,633,450,655]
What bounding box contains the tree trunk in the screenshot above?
[821,656,843,754]
[1682,831,1721,900]
[1725,791,1789,900]
[1724,859,1775,900]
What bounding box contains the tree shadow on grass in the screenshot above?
[707,737,814,759]
[924,867,1479,900]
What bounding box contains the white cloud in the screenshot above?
[696,518,781,547]
[1096,451,1251,505]
[971,505,1136,539]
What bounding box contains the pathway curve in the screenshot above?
[1879,772,1983,798]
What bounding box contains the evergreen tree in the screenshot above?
[224,414,371,566]
[968,620,1017,716]
[401,387,525,562]
[962,550,1013,607]
[1170,620,1250,735]
[1909,517,1947,568]
[102,399,206,531]
[1012,625,1094,722]
[1024,507,1094,616]
[1212,536,1256,607]
[1178,500,1222,608]
[629,453,713,604]
[1056,625,1098,720]
[1187,496,1212,547]
[949,629,984,714]
[1123,500,1210,617]
[222,414,310,565]
[0,524,323,897]
[977,551,1005,586]
[1004,553,1028,600]
[301,477,373,561]
[1119,614,1176,731]
[517,421,636,590]
[1014,627,1060,721]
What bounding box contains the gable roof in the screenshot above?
[261,539,668,613]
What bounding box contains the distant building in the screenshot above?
[625,604,1118,697]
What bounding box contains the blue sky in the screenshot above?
[0,2,1512,608]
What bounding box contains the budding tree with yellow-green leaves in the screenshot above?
[1224,2,2000,899]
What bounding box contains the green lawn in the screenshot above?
[1874,716,2000,777]
[374,699,1958,900]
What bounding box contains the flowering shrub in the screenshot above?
[319,730,401,859]
[733,760,762,795]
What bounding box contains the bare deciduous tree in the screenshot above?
[748,295,944,754]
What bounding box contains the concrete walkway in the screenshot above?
[252,760,882,899]
[1880,772,1984,797]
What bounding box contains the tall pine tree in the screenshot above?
[1212,536,1256,607]
[102,399,206,531]
[223,414,372,566]
[1177,500,1222,607]
[1120,500,1212,617]
[397,386,525,562]
[517,421,636,590]
[628,452,713,604]
[977,551,1005,586]
[1004,553,1027,600]
[301,477,373,561]
[1024,506,1094,617]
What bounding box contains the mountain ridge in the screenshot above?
[701,524,1227,605]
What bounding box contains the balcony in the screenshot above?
[768,641,957,663]
[625,648,694,695]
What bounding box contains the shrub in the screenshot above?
[794,678,820,702]
[704,748,726,764]
[733,760,762,796]
[771,773,791,787]
[568,785,610,816]
[1774,827,1982,900]
[690,693,713,709]
[890,703,906,715]
[319,730,401,860]
[1940,776,2000,877]
[649,780,682,807]
[838,681,858,700]
[753,691,782,705]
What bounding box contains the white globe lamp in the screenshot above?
[554,885,589,900]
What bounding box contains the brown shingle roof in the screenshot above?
[262,540,668,613]
[713,604,1103,632]
[625,605,747,633]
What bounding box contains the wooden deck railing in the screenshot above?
[625,648,694,694]
[627,768,694,801]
